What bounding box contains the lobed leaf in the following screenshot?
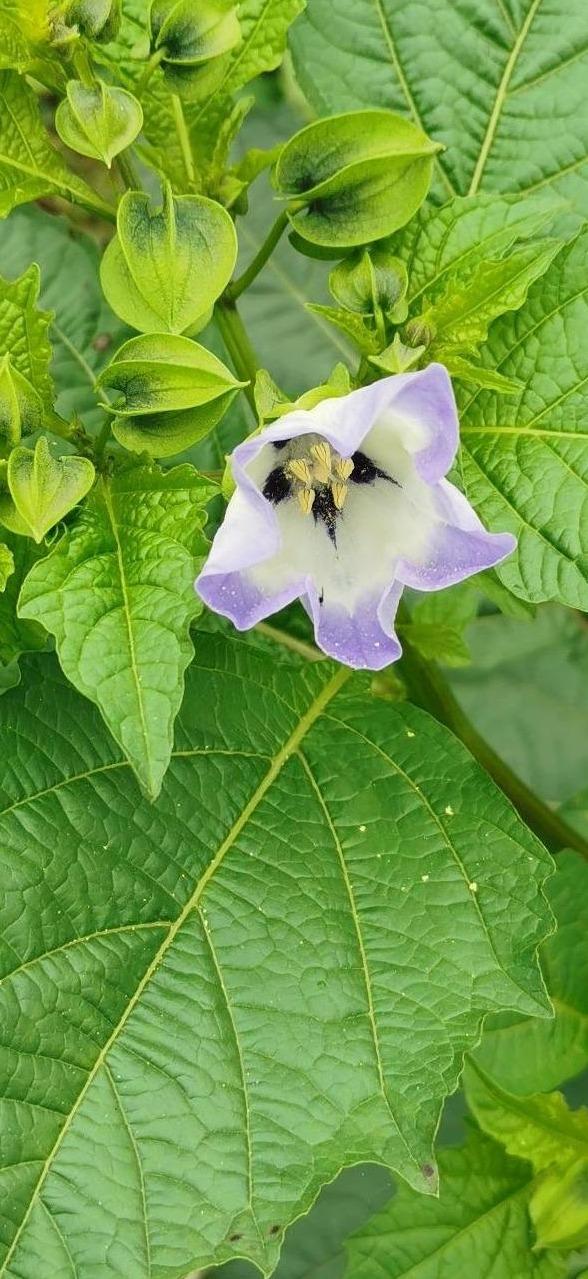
[290,0,588,224]
[18,463,216,798]
[0,635,552,1275]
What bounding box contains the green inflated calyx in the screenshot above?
[275,110,441,249]
[330,247,409,322]
[0,355,43,450]
[56,80,143,167]
[97,333,245,458]
[149,0,241,97]
[64,0,121,41]
[100,183,238,335]
[0,437,95,542]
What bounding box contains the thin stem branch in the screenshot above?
[214,299,259,415]
[397,615,588,860]
[171,93,195,186]
[255,622,326,663]
[135,46,166,97]
[227,209,290,301]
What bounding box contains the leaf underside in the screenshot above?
[0,636,552,1277]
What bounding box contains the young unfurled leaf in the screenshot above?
[369,334,425,373]
[0,637,552,1271]
[100,184,237,333]
[97,332,243,456]
[65,0,121,41]
[418,240,562,359]
[0,0,52,71]
[275,110,441,249]
[0,70,114,219]
[330,246,408,320]
[0,437,95,542]
[442,353,523,396]
[56,80,143,167]
[18,463,216,797]
[347,1127,560,1279]
[0,541,14,590]
[464,1061,588,1175]
[254,361,351,422]
[0,354,43,447]
[305,303,379,354]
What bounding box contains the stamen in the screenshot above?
[331,481,348,510]
[334,457,354,481]
[297,487,315,515]
[287,458,312,485]
[310,441,331,470]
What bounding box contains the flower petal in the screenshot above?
[306,580,403,669]
[397,477,517,590]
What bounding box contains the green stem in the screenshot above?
[171,93,195,186]
[397,611,588,860]
[255,621,326,663]
[228,209,290,301]
[214,299,260,415]
[72,44,95,88]
[135,46,166,97]
[94,413,113,462]
[116,149,141,191]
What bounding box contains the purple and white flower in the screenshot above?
[196,364,515,669]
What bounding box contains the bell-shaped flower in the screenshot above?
[196,365,516,669]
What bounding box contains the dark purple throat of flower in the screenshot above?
[262,439,398,545]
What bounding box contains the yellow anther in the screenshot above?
[312,460,331,484]
[331,481,348,510]
[310,441,332,471]
[297,487,315,515]
[287,458,312,485]
[334,457,354,481]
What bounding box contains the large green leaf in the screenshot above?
[458,230,588,607]
[346,1127,563,1279]
[290,0,588,223]
[0,71,113,220]
[18,463,215,799]
[0,635,552,1277]
[0,206,130,429]
[474,851,588,1094]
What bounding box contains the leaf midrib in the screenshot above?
[0,664,349,1277]
[467,0,543,194]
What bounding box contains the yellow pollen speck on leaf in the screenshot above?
[332,481,348,510]
[288,458,312,485]
[297,487,315,516]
